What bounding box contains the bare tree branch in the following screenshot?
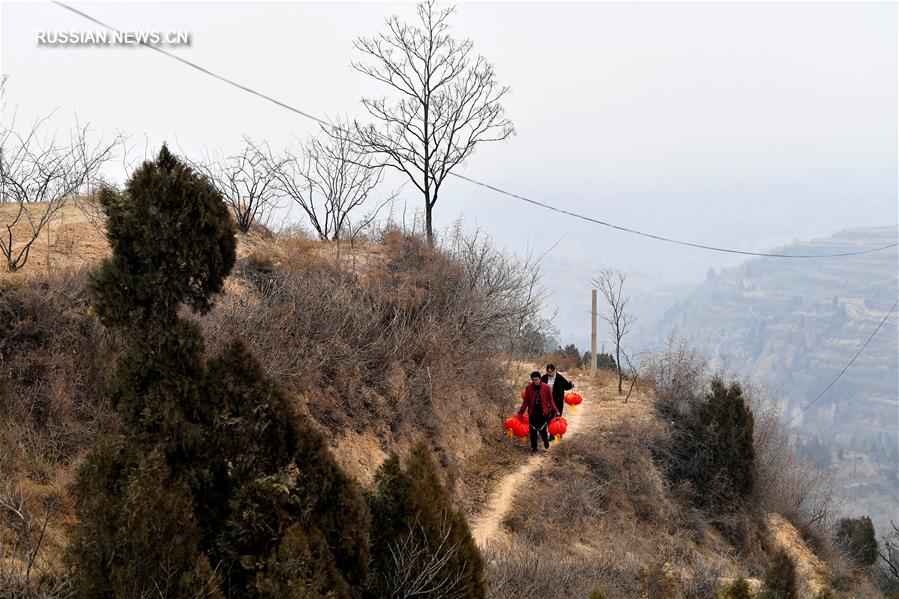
[191,137,281,233]
[274,122,393,241]
[0,109,120,271]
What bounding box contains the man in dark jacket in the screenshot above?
[518,371,560,453]
[542,364,574,441]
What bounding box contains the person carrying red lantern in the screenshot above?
[541,363,574,440]
[518,371,560,453]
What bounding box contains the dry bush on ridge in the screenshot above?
[201,225,545,453]
[0,268,118,595]
[0,268,118,482]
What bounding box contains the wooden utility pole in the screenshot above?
[591,289,598,372]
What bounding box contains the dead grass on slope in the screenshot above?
[485,373,763,598]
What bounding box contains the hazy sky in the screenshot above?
[2,1,897,346]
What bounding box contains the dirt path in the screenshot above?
[469,374,605,547]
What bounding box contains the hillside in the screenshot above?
[640,226,898,533]
[0,203,886,597]
[641,226,897,429]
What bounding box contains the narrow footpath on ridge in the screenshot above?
[469,373,605,548]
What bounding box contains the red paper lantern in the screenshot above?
[564,391,583,412]
[504,416,516,438]
[548,416,568,441]
[513,414,529,444]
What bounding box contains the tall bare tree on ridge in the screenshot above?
[352,0,514,245]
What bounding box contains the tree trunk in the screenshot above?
[616,344,623,394]
[425,202,434,246]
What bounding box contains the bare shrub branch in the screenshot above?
[0,111,120,271]
[274,122,393,241]
[191,137,281,233]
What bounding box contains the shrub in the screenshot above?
[367,441,485,598]
[697,378,755,501]
[66,146,369,597]
[666,377,755,513]
[835,516,878,568]
[762,549,797,599]
[716,577,755,599]
[813,586,836,599]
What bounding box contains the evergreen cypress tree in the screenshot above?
[714,577,753,599]
[836,516,878,568]
[763,549,797,599]
[678,377,755,511]
[367,441,486,598]
[67,146,369,597]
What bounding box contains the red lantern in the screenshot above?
[504,416,516,438]
[564,391,583,413]
[548,416,568,441]
[521,390,526,400]
[513,414,529,444]
[522,411,530,425]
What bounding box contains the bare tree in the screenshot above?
[593,268,635,395]
[879,521,899,585]
[192,137,281,233]
[274,124,392,241]
[380,511,468,599]
[440,223,548,355]
[352,0,515,245]
[0,111,119,272]
[75,135,140,235]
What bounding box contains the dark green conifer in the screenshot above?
[836,516,878,568]
[697,378,755,502]
[67,146,369,597]
[676,377,755,511]
[715,577,753,599]
[367,441,485,598]
[763,549,798,599]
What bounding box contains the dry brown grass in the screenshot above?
[484,373,740,598]
[0,213,545,593]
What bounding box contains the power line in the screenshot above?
[451,172,898,258]
[50,1,333,129]
[52,0,899,260]
[785,298,898,426]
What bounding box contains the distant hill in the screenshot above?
[643,226,898,434]
[641,226,898,531]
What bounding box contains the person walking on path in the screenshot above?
[518,371,560,453]
[541,364,574,440]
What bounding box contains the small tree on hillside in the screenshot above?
[352,0,515,245]
[698,378,755,506]
[192,137,281,233]
[763,549,797,599]
[68,146,369,597]
[275,122,392,241]
[878,521,899,588]
[593,268,634,395]
[669,377,755,512]
[0,111,120,271]
[836,516,878,568]
[367,441,485,598]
